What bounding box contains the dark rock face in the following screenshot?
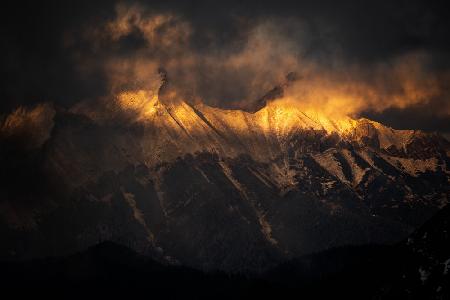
[0,106,448,273]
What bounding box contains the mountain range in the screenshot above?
[0,76,448,273]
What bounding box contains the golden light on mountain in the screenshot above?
[117,90,159,119]
[114,86,365,137]
[96,83,424,171]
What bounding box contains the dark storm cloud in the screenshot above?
[0,0,119,112]
[1,0,450,133]
[363,104,450,134]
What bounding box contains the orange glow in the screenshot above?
[115,89,365,136]
[117,90,159,119]
[0,103,55,148]
[74,3,450,123]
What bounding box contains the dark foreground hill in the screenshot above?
[2,205,448,300]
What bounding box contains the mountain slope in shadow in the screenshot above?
[2,205,449,300]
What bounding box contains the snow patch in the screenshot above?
[247,167,273,189]
[381,155,439,177]
[219,161,278,245]
[419,267,430,284]
[219,161,248,198]
[341,149,369,186]
[369,120,415,150]
[270,161,298,195]
[121,189,155,243]
[195,167,211,183]
[321,180,336,193]
[443,258,450,275]
[312,150,350,184]
[356,150,379,171]
[149,168,169,217]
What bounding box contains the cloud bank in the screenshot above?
[1,1,449,133]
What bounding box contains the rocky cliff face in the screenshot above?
[0,87,448,272]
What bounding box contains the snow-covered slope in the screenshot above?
[102,91,445,172]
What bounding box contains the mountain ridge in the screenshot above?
[0,80,449,272]
[82,88,449,168]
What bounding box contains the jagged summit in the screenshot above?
[111,70,445,166]
[251,71,301,112]
[114,85,445,168]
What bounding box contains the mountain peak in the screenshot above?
[250,72,301,112]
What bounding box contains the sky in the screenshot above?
[1,0,450,135]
